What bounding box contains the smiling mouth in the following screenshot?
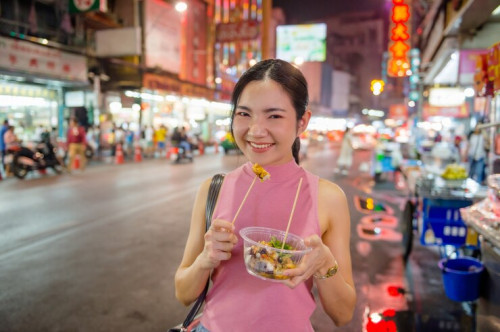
[249,141,274,149]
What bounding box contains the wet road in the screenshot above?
[0,144,470,331]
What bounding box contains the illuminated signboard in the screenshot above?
[387,0,411,77]
[276,23,327,63]
[487,42,500,93]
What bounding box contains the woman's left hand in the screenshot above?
[281,234,335,289]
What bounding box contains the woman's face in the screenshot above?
[232,79,310,166]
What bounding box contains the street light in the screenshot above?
[175,1,187,12]
[370,79,385,95]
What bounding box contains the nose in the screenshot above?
[247,117,267,138]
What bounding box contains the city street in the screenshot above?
[0,144,472,331]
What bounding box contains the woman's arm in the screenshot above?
[283,179,356,326]
[174,177,237,305]
[314,179,356,326]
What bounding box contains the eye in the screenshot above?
[235,110,250,117]
[269,114,283,119]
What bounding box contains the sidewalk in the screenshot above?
[308,168,477,332]
[370,178,476,331]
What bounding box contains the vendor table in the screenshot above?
[402,174,487,261]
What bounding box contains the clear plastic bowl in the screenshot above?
[239,226,311,281]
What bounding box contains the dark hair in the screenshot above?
[229,59,309,164]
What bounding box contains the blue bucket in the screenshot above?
[438,257,484,302]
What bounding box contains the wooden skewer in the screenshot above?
[281,177,303,250]
[232,175,257,225]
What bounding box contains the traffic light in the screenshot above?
[371,80,385,95]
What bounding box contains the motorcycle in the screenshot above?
[171,145,193,164]
[5,136,64,179]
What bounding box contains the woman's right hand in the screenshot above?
[199,219,238,270]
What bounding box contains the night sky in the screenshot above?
[272,0,387,23]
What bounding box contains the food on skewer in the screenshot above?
[252,163,270,182]
[232,164,270,225]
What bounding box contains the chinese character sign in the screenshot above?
[388,0,411,77]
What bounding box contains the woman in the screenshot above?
[175,59,356,331]
[336,127,354,175]
[467,126,486,183]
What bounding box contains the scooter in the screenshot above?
[173,145,193,164]
[6,136,64,179]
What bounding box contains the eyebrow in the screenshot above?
[236,105,288,113]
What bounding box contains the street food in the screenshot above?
[240,227,311,282]
[252,163,270,182]
[441,164,467,180]
[245,237,296,280]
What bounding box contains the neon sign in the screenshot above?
[387,0,411,77]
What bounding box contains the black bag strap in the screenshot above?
[180,173,225,330]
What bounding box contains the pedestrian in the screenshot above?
[0,119,9,167]
[86,125,99,159]
[114,124,125,157]
[66,118,87,173]
[174,59,356,331]
[336,127,354,175]
[144,125,154,158]
[467,126,487,183]
[155,124,167,157]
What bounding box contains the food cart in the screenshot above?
[401,169,488,261]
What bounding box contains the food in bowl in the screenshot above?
[240,227,311,281]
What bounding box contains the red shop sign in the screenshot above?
[387,0,411,77]
[487,42,500,93]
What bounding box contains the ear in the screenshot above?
[297,110,312,135]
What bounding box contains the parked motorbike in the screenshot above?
[5,136,64,179]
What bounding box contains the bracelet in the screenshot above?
[313,260,339,280]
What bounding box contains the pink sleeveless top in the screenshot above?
[201,160,321,331]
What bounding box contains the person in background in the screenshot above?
[155,124,168,157]
[114,124,125,157]
[434,132,443,143]
[124,128,134,159]
[0,119,9,167]
[336,127,354,175]
[171,126,192,158]
[451,129,465,162]
[144,125,154,158]
[34,124,46,142]
[174,59,356,331]
[86,125,99,159]
[467,126,487,183]
[66,118,87,173]
[3,125,40,175]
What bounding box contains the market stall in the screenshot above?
[460,174,500,331]
[401,164,488,261]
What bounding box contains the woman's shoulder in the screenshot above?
[318,178,347,200]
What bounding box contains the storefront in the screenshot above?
[0,36,88,141]
[0,83,58,141]
[139,73,230,142]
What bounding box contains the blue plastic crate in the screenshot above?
[420,198,473,246]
